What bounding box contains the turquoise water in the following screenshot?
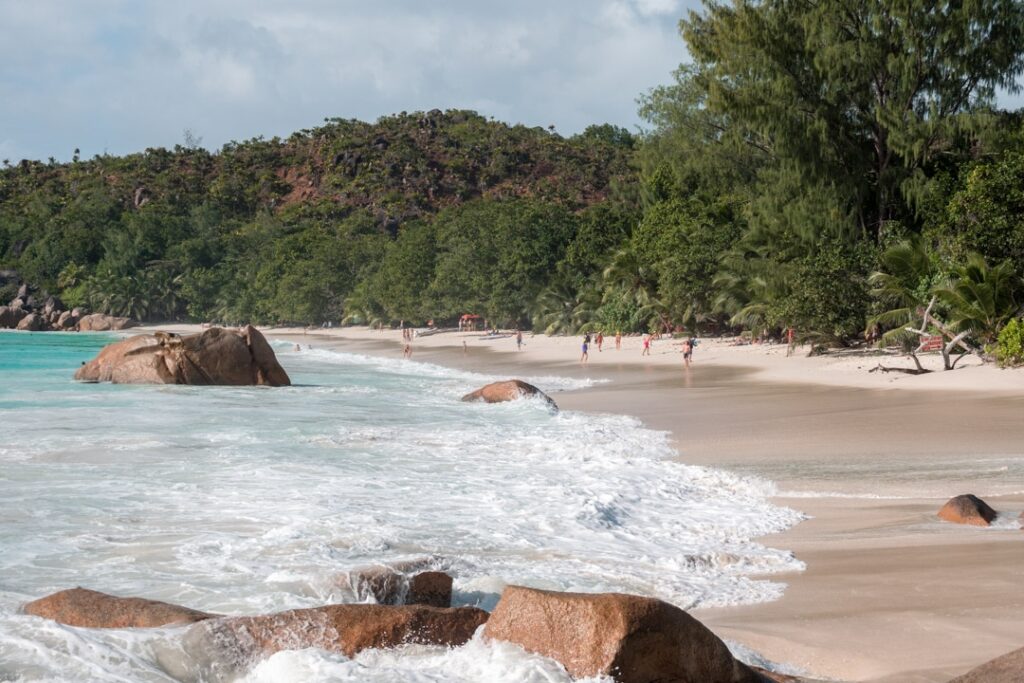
[0,330,803,682]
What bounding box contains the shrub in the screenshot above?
[996,318,1024,367]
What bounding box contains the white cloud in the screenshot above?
[0,0,698,160]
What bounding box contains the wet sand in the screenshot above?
[135,325,1024,681]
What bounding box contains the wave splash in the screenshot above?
[0,335,803,681]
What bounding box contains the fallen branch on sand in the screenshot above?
[868,363,931,375]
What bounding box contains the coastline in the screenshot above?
[133,324,1024,682]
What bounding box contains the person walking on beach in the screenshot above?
[641,334,651,356]
[463,340,467,355]
[615,331,622,350]
[516,329,523,351]
[596,331,604,352]
[580,335,589,364]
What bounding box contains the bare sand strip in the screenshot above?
[133,325,1024,681]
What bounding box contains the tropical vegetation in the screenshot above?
[3,0,1024,363]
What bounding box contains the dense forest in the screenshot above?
[4,0,1024,365]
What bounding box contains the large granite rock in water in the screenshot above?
[23,587,217,628]
[484,586,762,683]
[461,379,557,410]
[938,494,997,526]
[949,645,1024,682]
[77,313,136,331]
[74,326,290,386]
[190,604,487,663]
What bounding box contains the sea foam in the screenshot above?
[0,332,804,681]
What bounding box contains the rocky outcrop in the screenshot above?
[74,326,290,386]
[340,563,453,608]
[23,587,217,628]
[192,604,487,663]
[76,313,136,331]
[949,646,1024,682]
[461,379,557,409]
[938,494,997,526]
[0,279,95,331]
[484,586,761,683]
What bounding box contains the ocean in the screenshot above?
[0,331,804,682]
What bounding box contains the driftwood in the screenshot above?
[903,296,986,371]
[869,362,930,375]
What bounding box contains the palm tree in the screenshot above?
[935,254,1023,346]
[532,279,599,335]
[867,237,936,348]
[602,247,656,309]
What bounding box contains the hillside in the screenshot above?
[0,111,639,325]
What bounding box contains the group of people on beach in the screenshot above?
[579,331,620,363]
[581,331,696,366]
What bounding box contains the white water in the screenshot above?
[0,333,804,681]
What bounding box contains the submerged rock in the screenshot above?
[188,604,487,665]
[77,313,136,331]
[23,587,217,628]
[938,494,997,526]
[484,586,761,683]
[74,326,290,386]
[461,379,557,409]
[340,562,453,608]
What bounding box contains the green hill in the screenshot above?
[0,110,639,325]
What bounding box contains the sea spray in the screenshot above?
[0,331,804,681]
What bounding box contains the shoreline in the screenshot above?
[133,324,1024,682]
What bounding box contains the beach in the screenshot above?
[190,324,1024,683]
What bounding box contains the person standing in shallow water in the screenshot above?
[615,331,622,350]
[580,336,589,364]
[403,343,412,359]
[682,337,693,367]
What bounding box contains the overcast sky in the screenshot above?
[0,0,704,162]
[3,1,1022,164]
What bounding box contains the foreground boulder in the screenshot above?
[949,645,1024,682]
[938,494,997,526]
[340,562,453,608]
[77,313,136,331]
[23,588,217,628]
[74,326,290,386]
[461,379,557,409]
[193,604,487,662]
[484,586,761,683]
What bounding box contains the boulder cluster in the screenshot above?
[21,572,794,682]
[0,274,133,332]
